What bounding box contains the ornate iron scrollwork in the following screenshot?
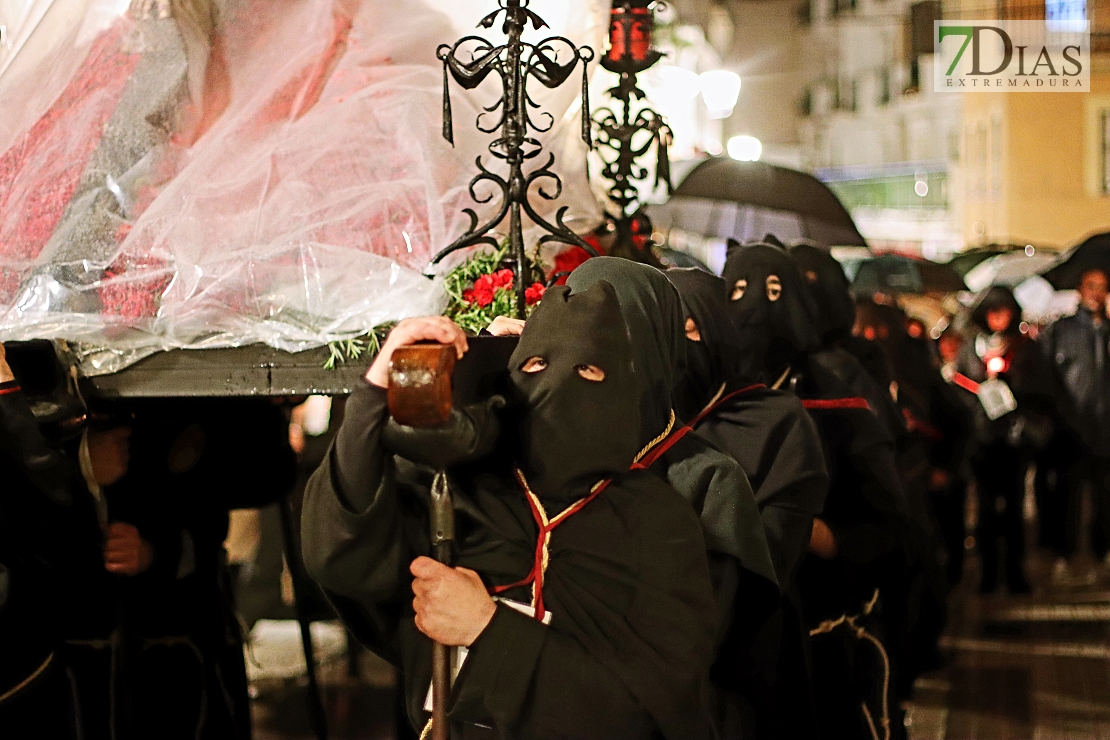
[432,0,597,318]
[593,0,672,265]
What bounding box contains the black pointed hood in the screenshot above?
[565,257,685,444]
[509,281,641,505]
[665,267,747,420]
[789,242,855,343]
[722,242,821,378]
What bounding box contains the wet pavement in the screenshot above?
[907,550,1110,740]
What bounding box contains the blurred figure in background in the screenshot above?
[0,343,140,740]
[957,288,1053,594]
[1040,268,1110,574]
[112,398,296,740]
[936,326,975,585]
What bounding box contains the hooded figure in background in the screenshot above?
[722,241,920,740]
[565,259,779,622]
[852,300,965,682]
[666,266,829,740]
[302,285,720,740]
[665,267,828,591]
[789,242,906,440]
[956,287,1052,594]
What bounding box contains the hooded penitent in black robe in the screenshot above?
[666,267,830,739]
[789,242,906,440]
[723,242,918,740]
[565,259,779,629]
[853,300,963,684]
[302,282,719,740]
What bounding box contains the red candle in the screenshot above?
[607,5,653,63]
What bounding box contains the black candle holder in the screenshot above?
[431,0,598,318]
[593,0,672,265]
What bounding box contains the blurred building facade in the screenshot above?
[796,0,964,256]
[676,0,1110,254]
[946,0,1110,251]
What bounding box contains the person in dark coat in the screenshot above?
[956,287,1054,594]
[110,397,297,740]
[302,291,720,740]
[1040,268,1110,566]
[722,241,919,740]
[666,266,829,739]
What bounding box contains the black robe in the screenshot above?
[303,387,717,739]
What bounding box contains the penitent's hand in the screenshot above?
[411,556,496,647]
[104,522,154,576]
[366,317,469,389]
[485,316,525,337]
[0,343,13,383]
[808,518,838,559]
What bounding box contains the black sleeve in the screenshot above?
[301,380,428,651]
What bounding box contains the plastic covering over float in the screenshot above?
[0,0,605,374]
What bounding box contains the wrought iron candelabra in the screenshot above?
[431,0,598,318]
[593,0,672,265]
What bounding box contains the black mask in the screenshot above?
[566,257,685,446]
[509,282,640,505]
[789,243,855,343]
[665,268,746,420]
[722,242,820,378]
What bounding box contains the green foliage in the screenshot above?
[323,324,391,370]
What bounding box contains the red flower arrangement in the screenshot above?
[446,248,549,333]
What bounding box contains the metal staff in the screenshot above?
[387,344,458,740]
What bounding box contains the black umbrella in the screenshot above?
[851,254,967,296]
[647,157,868,248]
[1043,232,1110,289]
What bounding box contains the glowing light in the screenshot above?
[1025,244,1035,256]
[699,70,741,119]
[652,65,701,102]
[987,356,1006,374]
[727,135,762,161]
[914,180,929,197]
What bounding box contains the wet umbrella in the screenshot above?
[963,251,1059,291]
[945,243,1046,276]
[851,254,966,296]
[1043,232,1110,288]
[648,157,868,249]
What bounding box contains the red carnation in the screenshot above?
[525,282,546,305]
[465,273,497,307]
[492,269,514,289]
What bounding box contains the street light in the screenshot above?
[699,70,741,119]
[727,135,762,161]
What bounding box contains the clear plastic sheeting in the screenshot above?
[0,0,606,375]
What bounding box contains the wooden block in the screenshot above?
[387,344,456,428]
